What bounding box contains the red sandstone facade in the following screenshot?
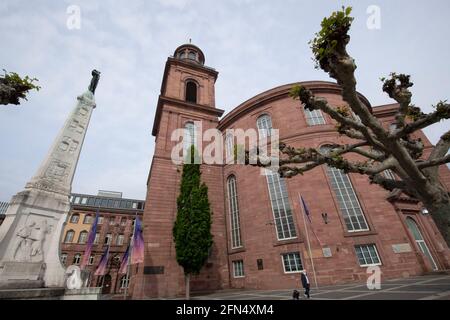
[133,44,450,298]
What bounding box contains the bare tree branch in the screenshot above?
[393,102,450,138]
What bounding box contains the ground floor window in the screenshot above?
[60,253,67,266]
[233,260,245,278]
[282,252,303,273]
[355,244,382,267]
[73,253,81,265]
[120,275,129,289]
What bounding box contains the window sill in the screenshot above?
[359,263,382,268]
[343,230,378,238]
[229,247,246,254]
[273,238,303,247]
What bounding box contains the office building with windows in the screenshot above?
[0,201,9,226]
[133,43,450,298]
[61,191,144,296]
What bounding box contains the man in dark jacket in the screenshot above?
[300,270,311,299]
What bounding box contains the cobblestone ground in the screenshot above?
[185,275,450,300]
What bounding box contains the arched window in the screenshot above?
[256,114,272,138]
[120,275,130,289]
[83,214,93,224]
[185,81,197,104]
[225,133,234,160]
[188,51,196,60]
[184,122,196,152]
[88,255,95,265]
[227,175,242,248]
[70,214,80,224]
[304,108,326,126]
[320,145,369,232]
[78,231,89,244]
[406,217,438,270]
[73,253,81,265]
[64,230,75,243]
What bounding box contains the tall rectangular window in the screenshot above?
[227,176,243,249]
[383,169,396,180]
[184,122,197,153]
[266,171,297,240]
[325,166,369,232]
[225,133,234,160]
[304,108,326,126]
[233,260,245,278]
[282,252,303,273]
[355,244,381,266]
[116,234,124,246]
[94,233,100,244]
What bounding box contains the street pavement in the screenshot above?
[188,275,450,300]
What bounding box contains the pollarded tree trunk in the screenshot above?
[427,197,450,248]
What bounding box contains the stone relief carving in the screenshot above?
[14,219,53,262]
[68,119,85,134]
[44,159,70,183]
[58,137,79,154]
[78,106,89,117]
[66,265,83,289]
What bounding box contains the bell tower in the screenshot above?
[133,44,229,298]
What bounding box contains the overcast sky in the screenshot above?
[1,0,449,201]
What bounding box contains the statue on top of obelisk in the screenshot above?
[0,70,100,289]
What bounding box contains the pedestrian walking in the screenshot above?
[300,269,311,299]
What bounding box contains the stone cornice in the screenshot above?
[218,81,373,131]
[152,96,224,136]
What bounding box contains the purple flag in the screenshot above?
[119,244,130,274]
[80,210,99,269]
[94,245,110,276]
[131,217,144,264]
[301,196,312,223]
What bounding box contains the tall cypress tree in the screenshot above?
[173,147,213,299]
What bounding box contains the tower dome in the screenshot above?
[174,43,205,65]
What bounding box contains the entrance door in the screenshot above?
[101,274,112,294]
[406,217,438,270]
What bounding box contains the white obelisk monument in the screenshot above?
[0,70,100,289]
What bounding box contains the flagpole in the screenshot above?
[299,194,319,289]
[124,211,138,300]
[83,207,99,288]
[100,242,111,292]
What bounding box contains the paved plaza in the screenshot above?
[187,275,450,300]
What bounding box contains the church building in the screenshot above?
[132,44,450,298]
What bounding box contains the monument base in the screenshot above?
[0,287,65,300]
[62,287,102,300]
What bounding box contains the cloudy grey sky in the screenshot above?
[1,0,449,201]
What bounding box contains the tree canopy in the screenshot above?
[0,70,40,105]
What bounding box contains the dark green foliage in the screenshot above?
[173,146,213,276]
[0,70,40,105]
